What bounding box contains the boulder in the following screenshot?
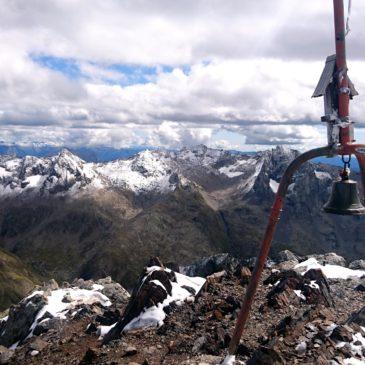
[29,337,48,352]
[309,253,346,267]
[349,260,365,270]
[330,325,353,342]
[71,277,130,305]
[277,250,298,263]
[95,308,121,326]
[237,266,252,286]
[0,345,13,364]
[42,279,59,291]
[276,260,299,271]
[0,293,47,347]
[102,258,175,344]
[355,284,365,292]
[247,345,285,365]
[182,253,239,277]
[265,269,334,309]
[33,317,64,336]
[206,270,227,284]
[100,282,130,306]
[347,307,365,327]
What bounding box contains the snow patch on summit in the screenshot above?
[96,150,175,193]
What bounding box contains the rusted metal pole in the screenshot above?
[333,0,351,145]
[227,146,332,355]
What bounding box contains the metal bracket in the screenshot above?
[321,114,354,146]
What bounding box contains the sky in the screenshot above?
[1,0,365,151]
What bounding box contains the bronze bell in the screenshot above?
[323,177,365,215]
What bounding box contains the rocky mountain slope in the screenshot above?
[0,146,364,293]
[0,252,364,364]
[0,248,38,311]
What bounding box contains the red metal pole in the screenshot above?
[227,146,332,355]
[333,0,351,145]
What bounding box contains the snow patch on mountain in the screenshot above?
[295,258,365,279]
[269,178,280,193]
[4,286,112,349]
[315,170,332,180]
[96,150,175,193]
[237,158,265,193]
[219,158,255,178]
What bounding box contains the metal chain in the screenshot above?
[341,154,352,168]
[341,155,351,180]
[345,0,352,36]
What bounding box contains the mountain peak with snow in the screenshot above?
[0,146,336,199]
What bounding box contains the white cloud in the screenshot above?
[0,0,364,150]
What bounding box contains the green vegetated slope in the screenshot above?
[0,187,230,289]
[0,247,38,311]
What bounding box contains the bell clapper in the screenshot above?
[340,155,351,181]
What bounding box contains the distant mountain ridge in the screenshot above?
[0,143,148,162]
[0,142,358,171]
[0,145,296,197]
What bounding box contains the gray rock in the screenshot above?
[192,336,207,354]
[277,250,298,263]
[100,283,130,305]
[355,284,365,292]
[70,277,129,306]
[61,293,72,303]
[33,317,64,336]
[309,253,346,267]
[181,355,223,364]
[30,337,48,352]
[182,253,239,277]
[0,345,14,364]
[42,279,59,291]
[0,293,47,347]
[347,306,365,327]
[123,346,137,357]
[71,278,89,289]
[349,260,365,270]
[277,260,298,271]
[95,277,112,285]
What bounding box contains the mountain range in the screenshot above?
[0,145,364,309]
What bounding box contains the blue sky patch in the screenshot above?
[30,54,189,86]
[31,54,81,80]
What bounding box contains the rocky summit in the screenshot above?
[0,145,364,300]
[0,251,364,364]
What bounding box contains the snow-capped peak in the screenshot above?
[0,145,333,199]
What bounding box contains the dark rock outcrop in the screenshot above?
[102,257,177,344]
[182,254,239,277]
[0,293,47,347]
[265,269,334,308]
[349,260,365,270]
[347,306,365,327]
